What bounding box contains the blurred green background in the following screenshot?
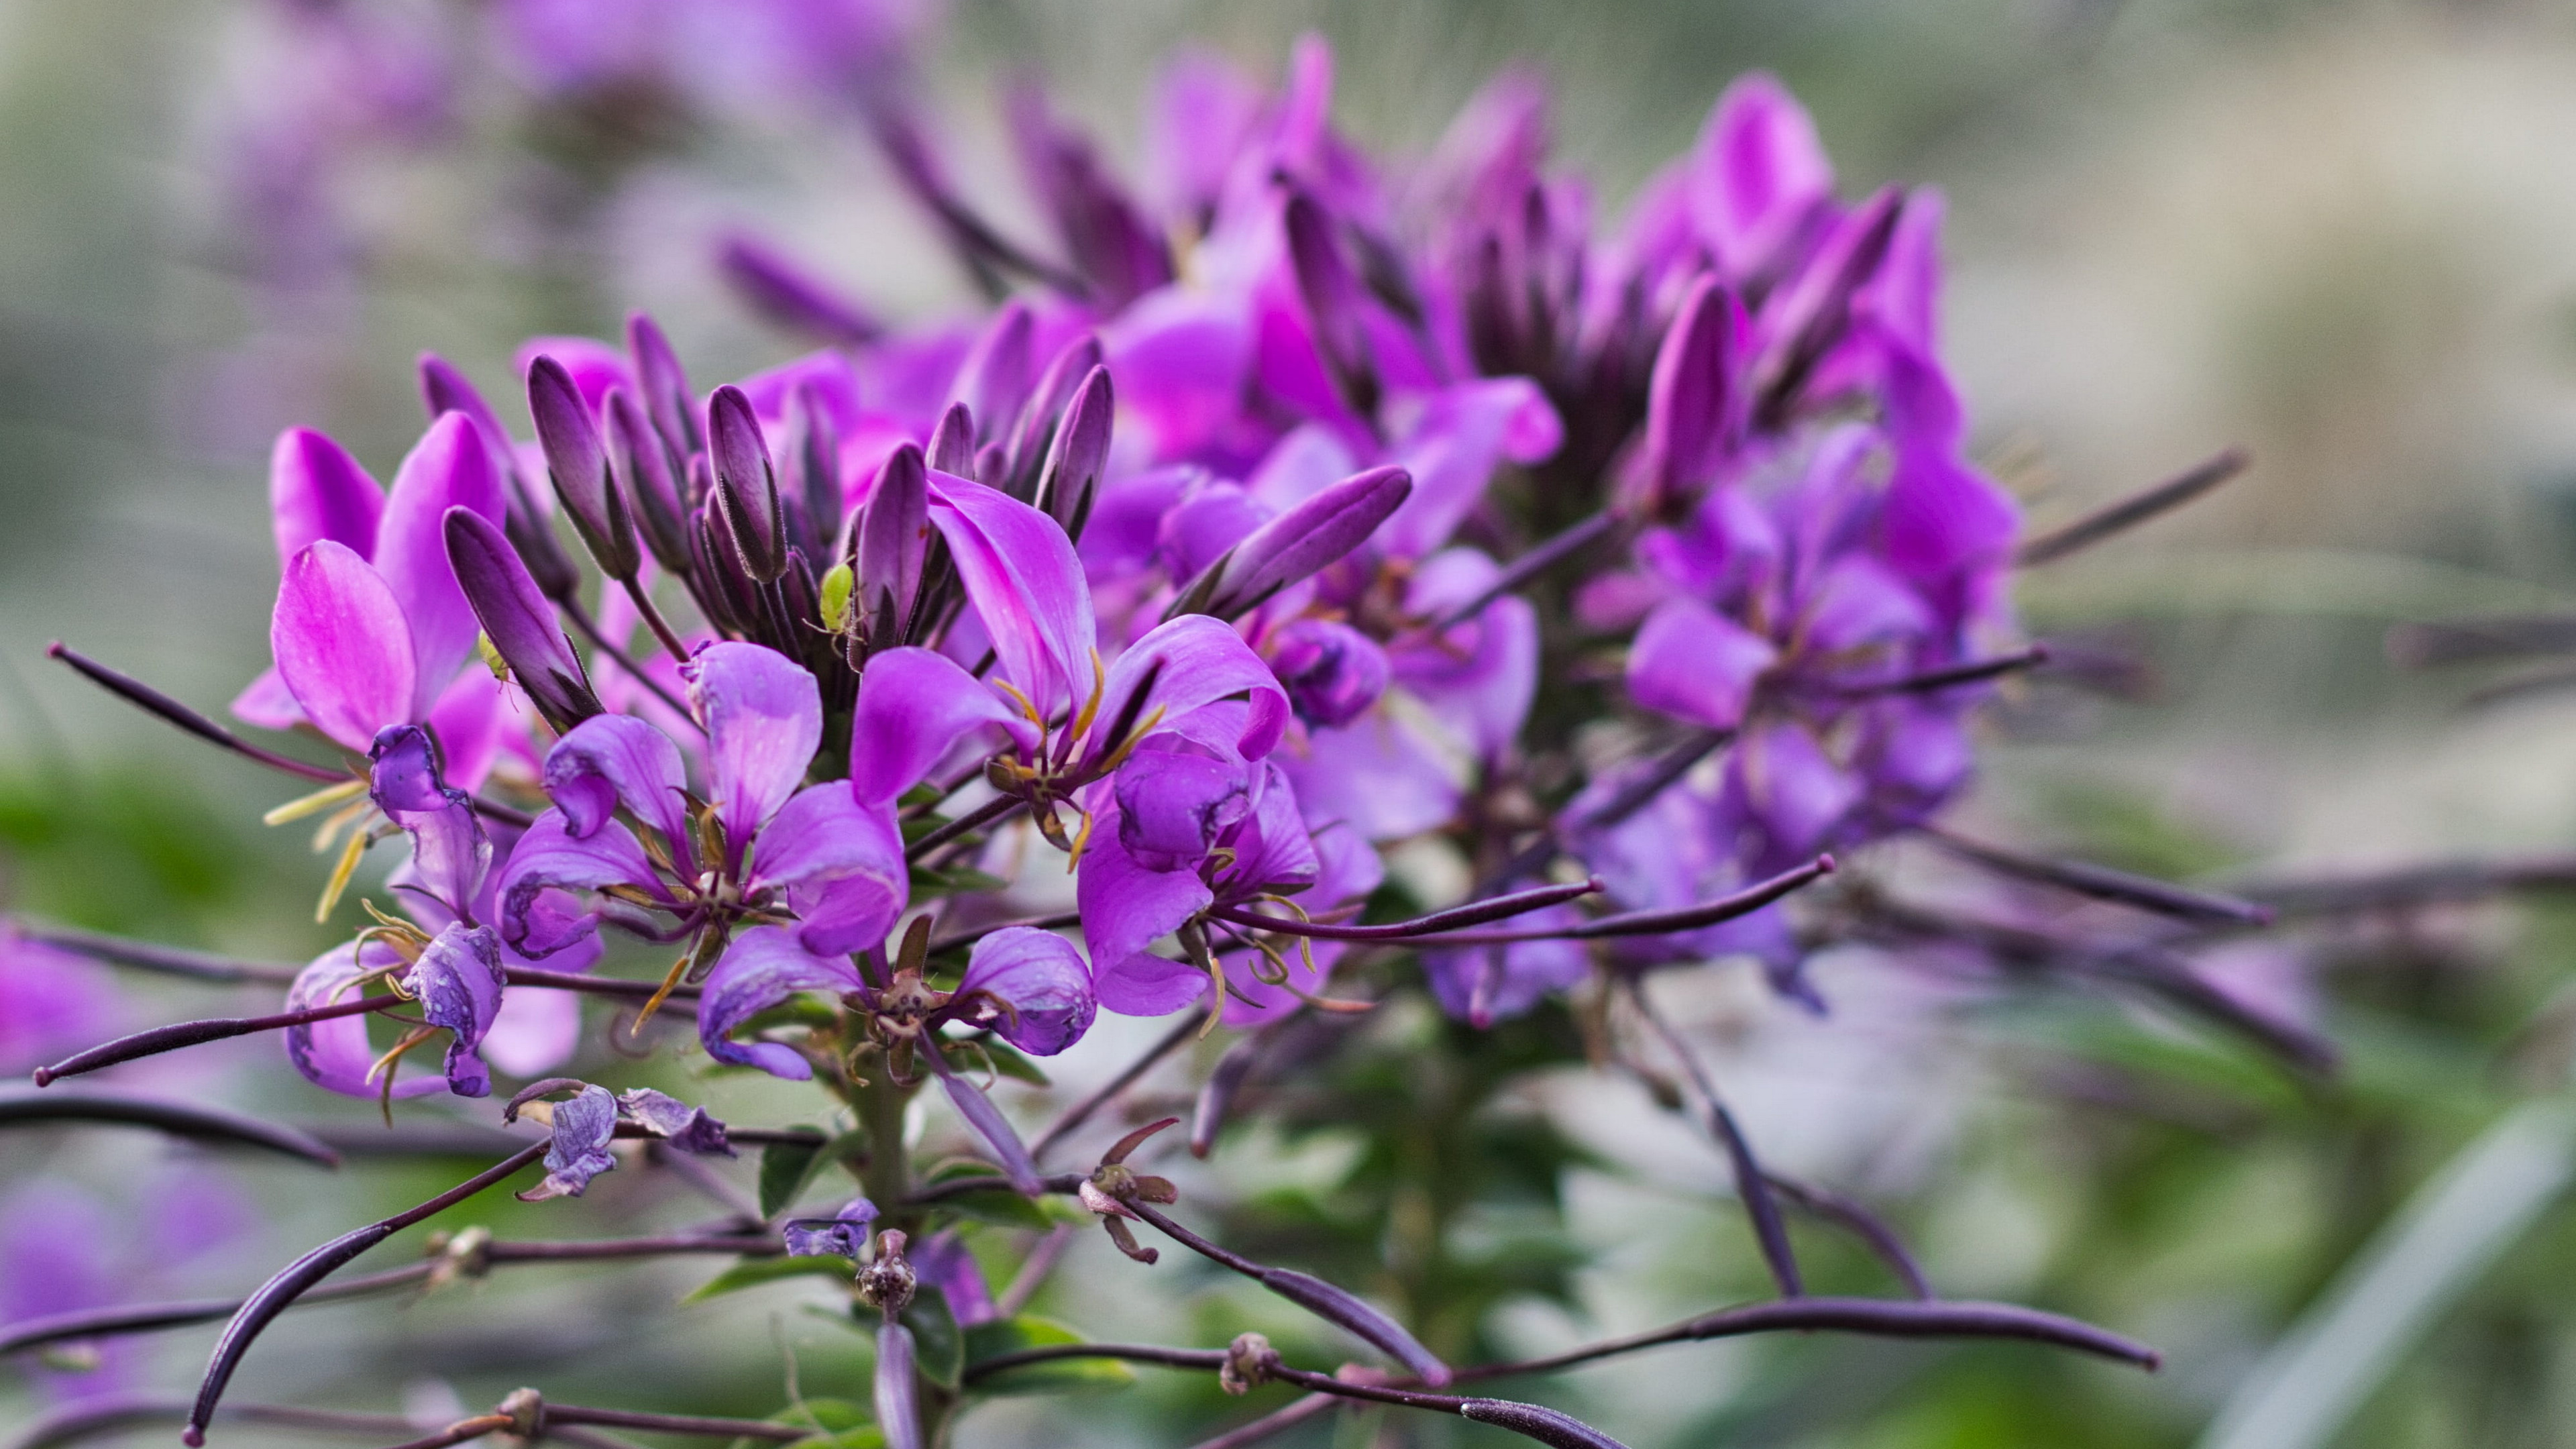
[12,1,2576,1444]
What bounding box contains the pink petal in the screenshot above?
[268,427,382,570]
[272,540,418,751]
[378,413,510,716]
[690,642,823,853]
[1627,595,1776,732]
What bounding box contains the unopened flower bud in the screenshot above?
[708,385,786,582]
[859,1228,915,1316]
[529,355,641,581]
[1220,1332,1277,1395]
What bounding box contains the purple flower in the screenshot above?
[517,1083,620,1201]
[911,1230,998,1327]
[0,929,121,1079]
[619,1087,735,1156]
[284,939,447,1102]
[400,924,508,1097]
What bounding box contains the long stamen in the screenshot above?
[262,777,370,826]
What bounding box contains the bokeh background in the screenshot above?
[12,1,2576,1444]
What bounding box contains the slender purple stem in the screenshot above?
[46,641,343,782]
[1425,856,1835,947]
[908,794,1028,860]
[1627,981,1803,1298]
[2015,447,2249,567]
[1827,644,2048,697]
[0,1087,341,1167]
[1926,826,2271,926]
[32,994,406,1085]
[1764,1175,1933,1301]
[1209,877,1601,942]
[1426,510,1620,633]
[11,922,300,986]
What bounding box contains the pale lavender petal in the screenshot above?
[1397,551,1539,759]
[934,1055,1043,1194]
[697,926,862,1080]
[690,642,823,855]
[1277,712,1460,841]
[1627,595,1777,732]
[229,665,305,732]
[518,1083,619,1201]
[751,784,908,957]
[378,413,511,714]
[955,926,1097,1056]
[272,539,419,750]
[1424,918,1589,1027]
[267,427,382,568]
[846,647,1030,808]
[0,928,121,1079]
[480,985,582,1080]
[879,1323,924,1449]
[545,713,692,854]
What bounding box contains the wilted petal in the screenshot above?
[518,1084,619,1201]
[273,541,419,751]
[847,647,1031,808]
[402,924,507,1097]
[751,784,908,957]
[955,926,1097,1056]
[545,713,692,855]
[496,810,667,959]
[783,1197,881,1258]
[267,427,382,568]
[284,942,443,1101]
[379,413,511,714]
[697,926,863,1080]
[618,1087,735,1156]
[690,642,824,857]
[368,724,491,919]
[1627,596,1777,732]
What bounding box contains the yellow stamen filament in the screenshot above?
[315,822,374,922]
[309,798,374,855]
[631,951,696,1036]
[264,777,369,826]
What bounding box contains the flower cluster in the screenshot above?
[13,37,2287,1449]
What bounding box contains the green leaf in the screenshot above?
[920,1159,1057,1230]
[902,1287,964,1389]
[733,1397,882,1449]
[963,1315,1138,1396]
[684,1253,853,1303]
[761,1132,828,1218]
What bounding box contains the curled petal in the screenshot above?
[750,784,908,957]
[696,927,861,1080]
[544,714,693,855]
[955,928,1096,1057]
[496,810,668,959]
[783,1197,881,1258]
[617,1088,734,1157]
[1095,614,1290,765]
[272,541,417,752]
[518,1083,619,1201]
[368,724,491,920]
[402,924,506,1097]
[690,642,824,855]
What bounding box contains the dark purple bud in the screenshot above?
[972,441,1008,489]
[420,353,580,600]
[517,1083,619,1200]
[717,232,882,347]
[1285,192,1379,418]
[708,386,787,582]
[788,380,843,559]
[952,301,1033,447]
[857,443,930,643]
[624,311,700,456]
[1268,618,1390,728]
[876,1322,924,1449]
[927,402,977,476]
[1755,186,1902,427]
[616,1087,734,1156]
[529,355,641,580]
[1036,365,1113,540]
[443,507,603,733]
[605,387,693,575]
[1002,333,1104,499]
[1256,1267,1451,1385]
[1197,466,1411,619]
[1007,86,1174,309]
[690,505,761,638]
[782,1197,881,1258]
[1457,1399,1633,1449]
[1633,274,1743,514]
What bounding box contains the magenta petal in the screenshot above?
[272,540,419,751]
[229,665,305,732]
[1689,71,1835,278]
[1384,378,1561,559]
[1635,276,1746,504]
[696,926,862,1080]
[1398,551,1539,759]
[267,427,383,569]
[545,713,693,854]
[1095,614,1290,763]
[426,670,506,795]
[1729,723,1862,861]
[379,413,511,714]
[284,943,443,1100]
[690,642,824,854]
[1076,808,1215,1014]
[926,473,1097,719]
[751,784,908,957]
[846,647,1031,808]
[496,810,666,959]
[955,927,1096,1056]
[1627,596,1776,733]
[1801,555,1934,655]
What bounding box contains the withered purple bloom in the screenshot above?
[782,1197,881,1259]
[518,1083,619,1201]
